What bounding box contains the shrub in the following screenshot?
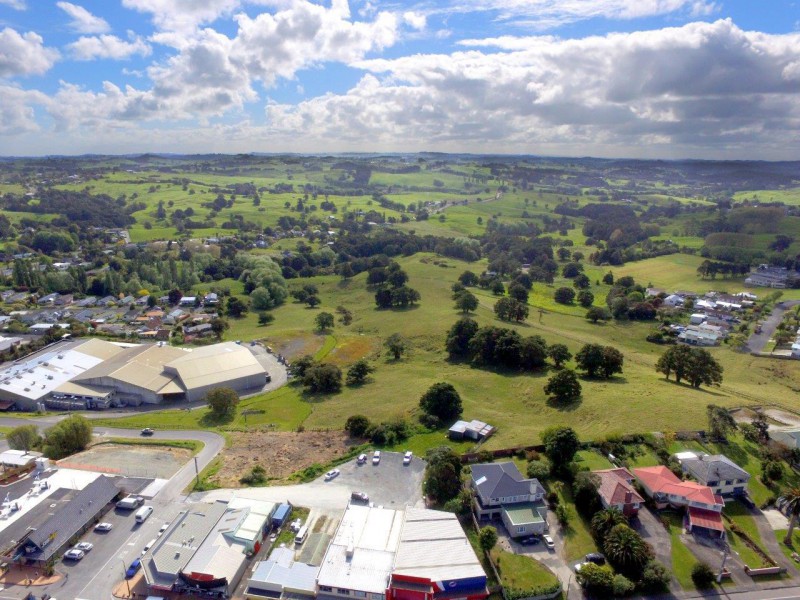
[526,460,550,481]
[691,562,716,589]
[240,464,267,485]
[345,414,371,437]
[640,560,671,593]
[612,574,635,597]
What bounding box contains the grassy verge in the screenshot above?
[553,482,599,561]
[272,507,311,548]
[464,521,500,587]
[574,450,613,471]
[189,455,222,493]
[661,511,698,591]
[724,500,775,569]
[489,546,560,589]
[102,437,204,456]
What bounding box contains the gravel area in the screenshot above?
[58,443,192,478]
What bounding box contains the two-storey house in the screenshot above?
[471,462,547,538]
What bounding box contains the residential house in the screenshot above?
[5,292,30,304]
[76,296,97,307]
[673,452,750,497]
[54,294,73,306]
[179,296,197,306]
[663,294,685,308]
[37,293,60,306]
[471,462,547,538]
[633,466,725,538]
[593,468,644,517]
[646,287,666,298]
[689,313,706,325]
[184,323,213,337]
[678,325,722,346]
[119,295,135,306]
[97,295,117,307]
[204,292,219,305]
[769,428,800,449]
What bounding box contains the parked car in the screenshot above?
[372,450,381,465]
[519,536,540,546]
[140,428,154,436]
[585,553,605,565]
[351,491,369,503]
[63,549,84,561]
[158,523,170,536]
[74,542,93,552]
[403,451,413,465]
[125,558,141,578]
[94,522,113,532]
[325,469,340,481]
[357,453,367,464]
[543,534,555,549]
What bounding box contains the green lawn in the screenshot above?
[662,511,698,591]
[103,437,204,455]
[574,450,613,471]
[553,483,599,561]
[489,547,560,591]
[724,500,775,568]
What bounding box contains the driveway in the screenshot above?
[632,508,677,591]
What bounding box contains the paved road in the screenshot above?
[746,301,800,353]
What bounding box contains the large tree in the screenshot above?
[543,369,582,404]
[603,524,654,578]
[707,404,737,441]
[7,424,41,452]
[419,382,463,423]
[656,345,722,388]
[314,311,335,332]
[446,317,479,358]
[346,359,374,386]
[575,343,604,377]
[423,446,463,502]
[303,363,343,393]
[454,291,479,314]
[206,387,240,416]
[42,415,92,460]
[541,426,580,467]
[385,333,408,360]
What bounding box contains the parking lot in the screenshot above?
[197,450,426,513]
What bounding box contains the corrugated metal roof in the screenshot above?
[164,342,265,391]
[249,548,319,594]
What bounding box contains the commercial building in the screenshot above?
[143,498,274,598]
[2,475,119,566]
[247,547,318,600]
[0,338,268,411]
[317,505,488,600]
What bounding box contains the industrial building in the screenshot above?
[317,505,488,600]
[0,338,268,411]
[143,499,274,598]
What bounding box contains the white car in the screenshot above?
[403,451,413,465]
[94,522,113,532]
[357,453,367,464]
[63,549,85,561]
[543,534,555,549]
[158,523,170,536]
[372,450,381,465]
[325,469,340,481]
[74,542,93,552]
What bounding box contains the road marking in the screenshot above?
[77,529,142,598]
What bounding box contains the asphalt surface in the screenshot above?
[746,300,800,353]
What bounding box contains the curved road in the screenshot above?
[746,300,800,353]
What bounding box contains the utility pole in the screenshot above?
[121,559,130,597]
[194,456,200,487]
[717,544,729,583]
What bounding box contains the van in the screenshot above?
[135,506,154,523]
[294,524,308,545]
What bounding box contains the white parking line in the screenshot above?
[77,529,142,598]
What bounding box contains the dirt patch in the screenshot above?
[764,408,800,428]
[59,443,192,479]
[269,333,325,360]
[326,335,381,365]
[209,430,360,488]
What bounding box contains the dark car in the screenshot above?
[585,552,606,565]
[519,536,540,546]
[125,558,141,578]
[351,491,369,503]
[140,428,154,436]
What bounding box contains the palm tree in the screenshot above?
[591,508,628,543]
[603,524,653,576]
[781,487,800,545]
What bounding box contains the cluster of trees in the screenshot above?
[656,346,723,388]
[418,382,463,427]
[291,355,343,393]
[446,317,559,371]
[422,446,464,503]
[344,414,411,446]
[206,387,240,416]
[8,416,93,460]
[372,262,421,309]
[604,275,657,321]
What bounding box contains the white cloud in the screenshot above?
[442,0,719,29]
[56,2,111,34]
[261,19,800,157]
[0,85,47,135]
[67,34,151,60]
[0,0,26,9]
[0,28,59,78]
[403,11,426,30]
[121,0,240,32]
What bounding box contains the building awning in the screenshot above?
[688,508,725,532]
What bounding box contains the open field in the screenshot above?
[93,252,800,454]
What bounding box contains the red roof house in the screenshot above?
[593,468,644,517]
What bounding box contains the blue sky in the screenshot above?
[0,0,799,158]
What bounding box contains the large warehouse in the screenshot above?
[0,339,268,411]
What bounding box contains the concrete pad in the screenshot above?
[762,508,791,530]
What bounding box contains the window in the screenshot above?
[707,481,718,487]
[337,589,351,596]
[725,480,733,485]
[354,592,367,598]
[320,587,333,593]
[517,526,526,534]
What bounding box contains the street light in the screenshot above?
[121,559,131,597]
[717,543,730,583]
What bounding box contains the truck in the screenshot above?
[116,496,144,510]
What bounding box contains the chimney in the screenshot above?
[624,491,632,504]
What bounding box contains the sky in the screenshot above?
[0,0,799,159]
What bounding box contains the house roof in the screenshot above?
[594,468,644,506]
[633,466,723,507]
[680,454,750,484]
[688,507,725,532]
[471,462,544,501]
[248,548,318,594]
[24,475,118,560]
